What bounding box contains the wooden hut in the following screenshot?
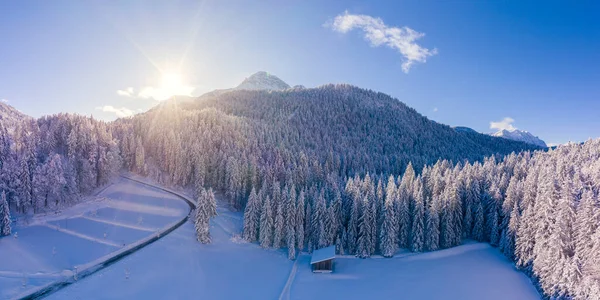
[311,246,336,273]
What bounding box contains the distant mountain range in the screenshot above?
[453,126,547,148]
[491,129,547,148]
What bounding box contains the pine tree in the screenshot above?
[1,191,11,236]
[397,179,411,249]
[472,197,485,242]
[380,175,398,257]
[356,196,372,258]
[243,188,260,242]
[347,190,360,254]
[273,199,285,248]
[313,191,327,249]
[425,197,440,251]
[259,195,274,248]
[296,190,305,251]
[329,191,342,246]
[195,189,211,244]
[410,178,425,252]
[574,190,597,267]
[206,188,217,218]
[286,186,297,259]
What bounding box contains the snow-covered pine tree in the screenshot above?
[410,178,425,252]
[259,195,274,248]
[195,189,211,244]
[313,190,327,249]
[1,191,11,236]
[286,185,297,260]
[440,182,455,249]
[574,190,597,267]
[379,175,397,257]
[273,198,285,249]
[397,176,411,249]
[329,191,342,247]
[243,188,260,242]
[472,194,485,242]
[206,188,217,218]
[424,196,440,251]
[347,190,360,255]
[356,196,372,258]
[296,189,305,251]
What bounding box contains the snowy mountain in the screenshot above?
[235,71,290,91]
[491,129,547,148]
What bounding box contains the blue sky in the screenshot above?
[0,0,598,145]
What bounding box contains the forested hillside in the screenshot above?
[114,84,540,209]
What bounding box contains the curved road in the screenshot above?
[18,176,195,300]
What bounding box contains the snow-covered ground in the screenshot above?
[291,243,539,300]
[0,178,189,300]
[44,181,540,300]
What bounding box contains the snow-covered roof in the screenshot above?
[310,246,336,264]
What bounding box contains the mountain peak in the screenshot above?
[235,71,290,91]
[491,129,547,148]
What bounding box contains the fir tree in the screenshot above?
[273,200,285,248]
[380,175,398,257]
[259,196,274,248]
[410,178,425,252]
[286,186,297,260]
[1,191,11,236]
[296,190,305,251]
[424,197,440,251]
[243,188,260,242]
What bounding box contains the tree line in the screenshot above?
[0,114,121,235]
[242,140,600,299]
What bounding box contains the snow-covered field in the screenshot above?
[43,181,541,300]
[0,179,189,300]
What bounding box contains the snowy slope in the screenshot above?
[491,129,547,148]
[0,102,30,133]
[0,179,189,300]
[235,71,290,91]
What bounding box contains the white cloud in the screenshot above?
[95,105,135,118]
[329,11,437,73]
[433,107,438,112]
[117,87,135,97]
[0,99,8,103]
[490,117,517,131]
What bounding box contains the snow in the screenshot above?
[491,129,547,148]
[46,202,294,300]
[235,71,291,91]
[43,181,540,300]
[292,243,540,300]
[0,178,189,300]
[310,246,336,264]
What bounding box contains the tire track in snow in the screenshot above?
[41,224,121,248]
[80,216,156,232]
[279,257,299,300]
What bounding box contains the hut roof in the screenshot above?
[310,246,336,264]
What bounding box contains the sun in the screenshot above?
[160,72,184,90]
